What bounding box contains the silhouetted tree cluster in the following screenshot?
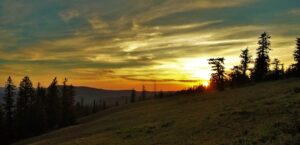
[0,76,77,144]
[74,98,108,116]
[175,85,206,95]
[208,32,300,91]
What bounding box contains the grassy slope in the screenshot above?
[15,79,300,145]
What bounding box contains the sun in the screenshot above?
[202,81,209,88]
[180,58,212,80]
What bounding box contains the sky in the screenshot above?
[0,0,299,91]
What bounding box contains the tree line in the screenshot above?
[0,77,76,144]
[208,32,300,90]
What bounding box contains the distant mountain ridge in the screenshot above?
[0,86,158,106]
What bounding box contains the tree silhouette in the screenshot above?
[294,38,300,76]
[208,57,226,90]
[69,85,76,121]
[253,32,271,81]
[240,48,253,80]
[16,76,35,137]
[229,66,244,87]
[271,58,284,80]
[46,77,61,129]
[61,78,76,127]
[3,76,16,129]
[34,83,48,133]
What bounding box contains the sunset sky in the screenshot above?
[0,0,299,91]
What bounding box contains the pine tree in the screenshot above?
[3,76,16,128]
[16,76,35,137]
[273,58,280,73]
[294,38,300,76]
[68,85,76,123]
[33,83,48,133]
[61,78,76,126]
[271,58,284,80]
[46,77,61,129]
[208,58,226,90]
[61,78,68,123]
[36,83,47,108]
[240,48,252,79]
[254,32,271,81]
[229,66,243,87]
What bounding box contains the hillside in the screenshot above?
[14,79,300,145]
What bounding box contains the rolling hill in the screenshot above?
[14,79,300,145]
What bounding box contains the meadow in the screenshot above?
[14,78,300,145]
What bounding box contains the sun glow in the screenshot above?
[181,58,211,80]
[202,81,209,88]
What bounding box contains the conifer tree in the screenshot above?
[229,66,243,87]
[208,58,226,90]
[272,59,280,74]
[69,84,76,122]
[240,48,252,79]
[61,78,76,126]
[46,77,61,129]
[16,76,35,137]
[271,58,284,79]
[33,83,48,133]
[3,76,16,128]
[254,32,271,81]
[294,38,300,76]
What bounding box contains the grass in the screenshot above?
[14,79,300,145]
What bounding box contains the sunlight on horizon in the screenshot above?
[181,58,212,81]
[202,81,209,88]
